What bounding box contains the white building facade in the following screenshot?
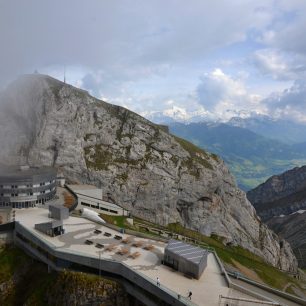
[67,184,128,216]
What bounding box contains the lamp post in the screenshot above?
[99,251,101,277]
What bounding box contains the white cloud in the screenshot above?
[253,49,306,81]
[0,0,275,87]
[196,69,264,119]
[1,0,306,125]
[263,80,306,122]
[259,1,306,55]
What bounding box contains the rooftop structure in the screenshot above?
[49,204,69,220]
[34,220,63,237]
[67,184,128,216]
[164,240,208,279]
[0,166,57,209]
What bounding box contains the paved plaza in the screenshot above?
[16,207,265,305]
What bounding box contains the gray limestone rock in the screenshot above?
[248,166,306,268]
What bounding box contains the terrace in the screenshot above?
[15,207,265,305]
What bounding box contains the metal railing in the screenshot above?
[219,295,280,305]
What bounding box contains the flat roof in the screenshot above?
[166,240,208,265]
[0,166,56,181]
[49,204,69,211]
[35,220,63,229]
[67,184,100,191]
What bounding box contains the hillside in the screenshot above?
[247,166,306,267]
[169,122,306,190]
[0,74,297,271]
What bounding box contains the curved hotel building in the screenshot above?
[0,166,57,209]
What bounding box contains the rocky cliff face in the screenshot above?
[46,270,129,306]
[247,166,306,220]
[267,212,306,268]
[0,74,298,271]
[247,166,306,267]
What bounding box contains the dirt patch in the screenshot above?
[231,259,263,283]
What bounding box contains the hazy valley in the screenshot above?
[168,122,306,191]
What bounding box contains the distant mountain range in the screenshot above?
[145,109,306,145]
[228,116,306,145]
[169,122,306,190]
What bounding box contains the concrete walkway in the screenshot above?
[15,207,285,306]
[141,252,258,305]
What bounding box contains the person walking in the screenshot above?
[188,290,192,300]
[156,277,160,287]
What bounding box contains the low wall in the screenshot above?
[103,222,169,243]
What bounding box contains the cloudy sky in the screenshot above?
[1,0,306,122]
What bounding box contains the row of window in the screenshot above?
[0,187,55,197]
[0,180,55,189]
[0,191,55,208]
[0,201,35,208]
[80,202,118,214]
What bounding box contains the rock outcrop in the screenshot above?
[247,166,306,220]
[267,211,306,268]
[46,270,129,306]
[0,74,298,271]
[247,166,306,267]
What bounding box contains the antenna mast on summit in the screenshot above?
[64,66,66,83]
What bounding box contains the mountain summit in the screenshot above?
[0,74,297,271]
